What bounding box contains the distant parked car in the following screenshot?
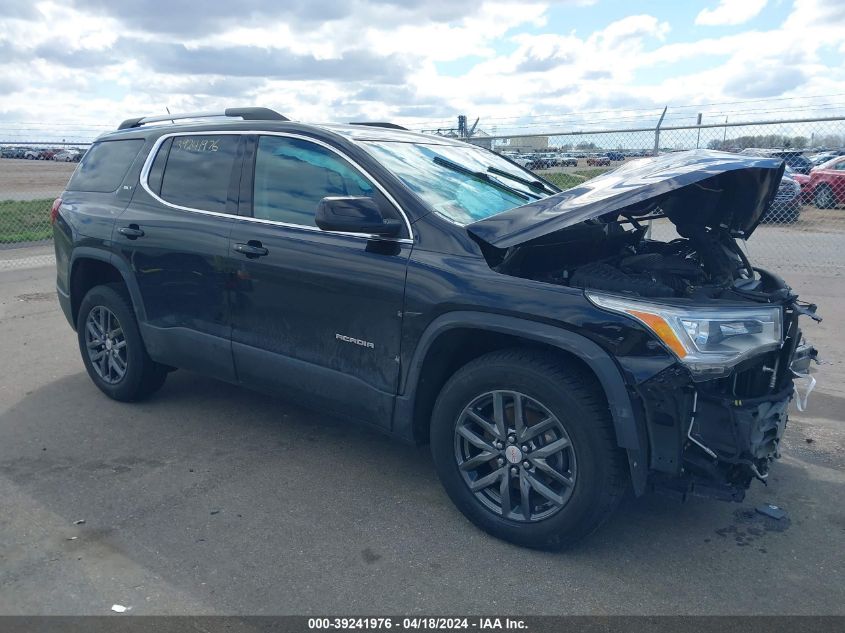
[785,165,809,187]
[523,154,555,170]
[536,153,561,168]
[556,154,578,167]
[53,149,81,162]
[763,173,801,223]
[606,152,625,161]
[586,155,611,166]
[24,149,41,159]
[809,152,836,167]
[802,156,845,209]
[741,149,813,175]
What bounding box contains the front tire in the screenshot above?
[76,284,167,402]
[430,349,628,549]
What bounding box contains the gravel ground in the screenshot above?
[0,264,842,616]
[0,159,76,201]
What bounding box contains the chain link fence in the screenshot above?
[2,116,844,275]
[471,115,845,276]
[0,144,88,270]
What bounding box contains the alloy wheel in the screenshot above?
[816,187,835,209]
[84,306,128,384]
[453,390,577,522]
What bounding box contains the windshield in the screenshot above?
[363,140,556,225]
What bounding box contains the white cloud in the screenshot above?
[695,0,768,27]
[0,0,844,139]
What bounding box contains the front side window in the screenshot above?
[157,135,240,213]
[67,139,145,193]
[252,136,377,227]
[363,141,554,225]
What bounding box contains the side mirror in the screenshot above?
[315,196,402,237]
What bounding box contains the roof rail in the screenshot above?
[349,122,409,131]
[117,107,289,131]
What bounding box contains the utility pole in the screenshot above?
[723,116,728,146]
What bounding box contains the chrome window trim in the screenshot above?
[138,130,415,244]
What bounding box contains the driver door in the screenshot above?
[227,134,413,428]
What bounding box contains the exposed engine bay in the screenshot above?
[491,219,788,303]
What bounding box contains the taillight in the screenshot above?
[50,197,62,224]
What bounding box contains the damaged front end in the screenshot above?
[467,150,821,500]
[629,296,819,501]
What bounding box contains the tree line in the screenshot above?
[707,134,844,151]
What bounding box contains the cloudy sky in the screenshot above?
[1,0,844,141]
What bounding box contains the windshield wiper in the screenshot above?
[487,166,558,195]
[433,156,539,201]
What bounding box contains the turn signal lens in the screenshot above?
[627,309,688,359]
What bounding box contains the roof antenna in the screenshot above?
[166,107,174,124]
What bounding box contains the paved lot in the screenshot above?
[0,159,76,201]
[0,263,843,615]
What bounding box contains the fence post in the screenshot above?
[647,106,668,239]
[653,106,667,156]
[696,112,702,148]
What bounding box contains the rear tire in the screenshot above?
[76,283,167,402]
[814,185,836,209]
[430,349,628,549]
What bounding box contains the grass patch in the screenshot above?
[544,173,585,190]
[0,198,54,243]
[544,168,611,191]
[573,168,610,180]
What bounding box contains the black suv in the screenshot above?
[53,108,819,549]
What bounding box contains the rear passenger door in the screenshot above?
[227,133,413,428]
[116,132,244,382]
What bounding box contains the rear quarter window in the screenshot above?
[67,139,145,193]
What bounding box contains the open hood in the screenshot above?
[467,150,785,249]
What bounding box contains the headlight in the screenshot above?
[587,292,782,378]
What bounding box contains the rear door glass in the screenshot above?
[67,139,145,193]
[157,135,240,213]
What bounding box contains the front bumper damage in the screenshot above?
[637,313,818,502]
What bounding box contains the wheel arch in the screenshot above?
[69,249,146,328]
[394,312,648,494]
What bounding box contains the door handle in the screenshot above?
[234,241,269,258]
[118,225,144,239]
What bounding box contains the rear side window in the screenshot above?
[157,135,239,213]
[67,139,144,193]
